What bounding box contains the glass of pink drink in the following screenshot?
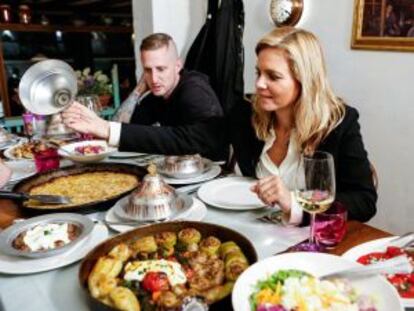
[314,201,347,248]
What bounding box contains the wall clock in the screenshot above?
[270,0,304,27]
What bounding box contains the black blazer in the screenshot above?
[118,70,227,161]
[230,102,377,223]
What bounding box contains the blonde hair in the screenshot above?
[140,33,178,58]
[252,27,345,154]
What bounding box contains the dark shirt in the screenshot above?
[119,70,227,160]
[230,101,377,223]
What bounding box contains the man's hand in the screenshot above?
[135,73,148,95]
[62,102,110,140]
[251,175,292,213]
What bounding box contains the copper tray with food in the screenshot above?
[13,163,146,213]
[79,221,258,311]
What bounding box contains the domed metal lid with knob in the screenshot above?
[18,59,77,115]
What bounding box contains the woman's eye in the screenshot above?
[269,74,280,81]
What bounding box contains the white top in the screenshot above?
[255,129,303,225]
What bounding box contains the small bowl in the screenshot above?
[0,213,94,258]
[58,140,116,163]
[157,155,212,179]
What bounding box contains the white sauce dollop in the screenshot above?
[23,223,71,252]
[124,259,187,286]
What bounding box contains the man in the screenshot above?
[62,33,226,160]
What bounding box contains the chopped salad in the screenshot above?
[250,269,377,311]
[75,144,105,155]
[357,246,414,298]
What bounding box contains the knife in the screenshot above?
[0,191,72,205]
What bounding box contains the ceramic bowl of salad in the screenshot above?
[58,140,116,163]
[0,213,94,258]
[232,252,403,311]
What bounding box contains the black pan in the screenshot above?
[79,221,258,311]
[13,163,146,214]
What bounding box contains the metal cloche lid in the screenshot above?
[18,59,77,115]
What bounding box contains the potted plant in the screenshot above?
[76,68,113,108]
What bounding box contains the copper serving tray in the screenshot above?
[79,221,258,311]
[13,163,146,213]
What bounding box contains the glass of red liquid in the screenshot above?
[314,201,348,248]
[34,148,60,173]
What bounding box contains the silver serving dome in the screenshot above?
[159,154,207,179]
[19,59,77,115]
[124,164,181,221]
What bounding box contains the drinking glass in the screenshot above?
[76,95,101,140]
[77,95,102,113]
[34,148,60,173]
[314,201,347,248]
[295,151,336,252]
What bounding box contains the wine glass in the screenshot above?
[77,95,102,113]
[295,151,336,252]
[76,95,101,140]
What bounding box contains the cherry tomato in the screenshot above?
[142,272,170,292]
[386,246,404,257]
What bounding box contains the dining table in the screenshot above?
[0,158,411,311]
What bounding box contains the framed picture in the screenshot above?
[351,0,414,52]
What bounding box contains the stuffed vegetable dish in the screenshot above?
[83,225,253,311]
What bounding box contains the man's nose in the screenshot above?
[150,71,159,84]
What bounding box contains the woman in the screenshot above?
[230,27,377,224]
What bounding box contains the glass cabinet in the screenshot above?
[0,23,136,119]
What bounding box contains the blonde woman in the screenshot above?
[230,27,377,224]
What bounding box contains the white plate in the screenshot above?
[105,197,207,233]
[113,193,193,222]
[58,140,117,163]
[110,151,147,158]
[197,176,265,210]
[3,140,32,161]
[162,165,221,185]
[343,236,414,307]
[232,252,403,311]
[0,223,108,274]
[0,136,22,151]
[5,160,36,182]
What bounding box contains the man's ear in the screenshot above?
[176,58,183,73]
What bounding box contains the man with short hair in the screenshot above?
[62,33,226,160]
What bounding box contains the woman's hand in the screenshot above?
[251,175,292,213]
[62,102,110,139]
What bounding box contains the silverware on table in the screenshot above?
[388,232,414,249]
[0,190,71,204]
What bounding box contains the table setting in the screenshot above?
[0,60,413,311]
[1,134,413,310]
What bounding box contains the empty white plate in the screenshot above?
[197,176,266,210]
